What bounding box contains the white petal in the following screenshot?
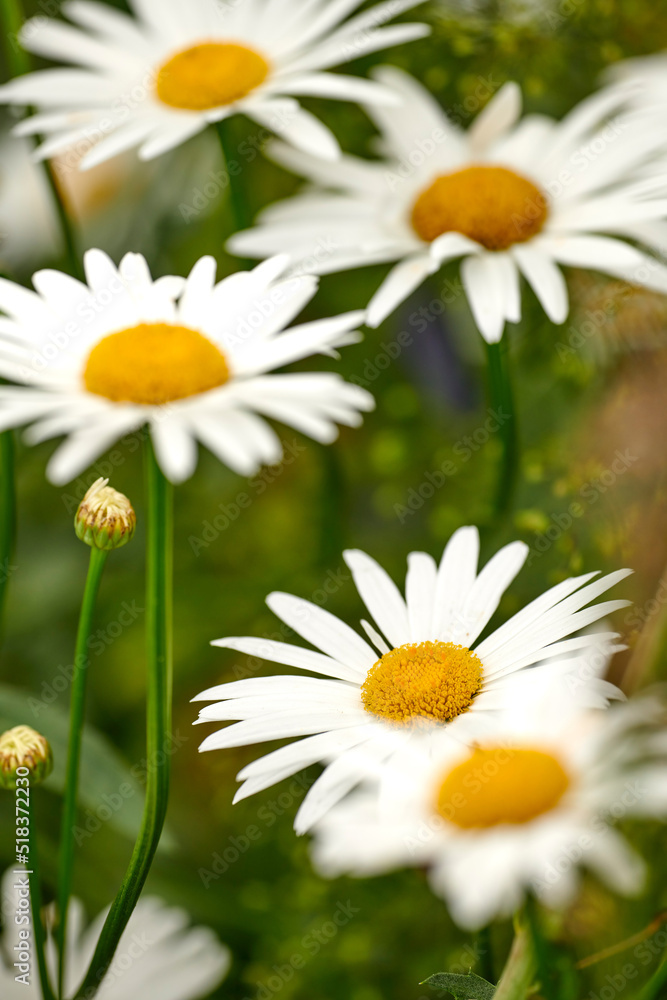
[511,244,568,323]
[343,549,410,648]
[405,552,438,642]
[432,527,480,639]
[197,708,369,751]
[206,636,364,684]
[454,541,528,647]
[467,82,522,154]
[245,100,340,160]
[266,591,377,673]
[150,415,198,483]
[366,254,434,328]
[460,254,507,343]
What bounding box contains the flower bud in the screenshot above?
[0,726,53,789]
[75,477,136,551]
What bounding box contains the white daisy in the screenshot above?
[0,868,230,998]
[310,677,667,929]
[193,525,631,833]
[0,0,430,168]
[0,134,60,270]
[605,54,667,113]
[0,251,373,484]
[229,69,667,342]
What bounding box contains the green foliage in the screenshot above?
[0,682,153,844]
[422,970,497,999]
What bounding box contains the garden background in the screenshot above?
[2,1,667,996]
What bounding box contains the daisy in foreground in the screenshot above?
[0,0,429,167]
[230,69,667,342]
[309,680,667,930]
[0,250,373,484]
[193,525,631,832]
[0,869,230,999]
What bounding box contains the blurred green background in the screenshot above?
[2,1,667,997]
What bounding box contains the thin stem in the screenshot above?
[524,894,555,1000]
[214,118,250,261]
[1,0,30,76]
[577,911,667,970]
[484,338,518,521]
[56,546,109,999]
[0,427,16,638]
[27,793,56,1000]
[41,160,84,281]
[637,955,667,1000]
[476,924,495,985]
[623,560,667,692]
[73,439,173,1000]
[317,443,346,569]
[1,0,82,280]
[493,922,537,1000]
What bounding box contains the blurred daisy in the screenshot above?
[193,525,630,832]
[0,0,430,167]
[605,53,667,113]
[0,869,230,998]
[311,679,667,929]
[0,134,60,270]
[0,251,373,484]
[230,70,667,342]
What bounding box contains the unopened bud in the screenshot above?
[75,478,136,550]
[0,726,53,789]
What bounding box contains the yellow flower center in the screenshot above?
[156,42,270,110]
[361,641,482,724]
[410,165,549,250]
[84,323,230,405]
[435,747,570,829]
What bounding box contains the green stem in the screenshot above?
[27,793,56,1000]
[1,0,30,76]
[524,895,555,1000]
[493,922,537,1000]
[623,556,667,692]
[317,443,346,569]
[73,440,173,1000]
[476,924,495,985]
[1,0,82,280]
[41,160,84,282]
[56,546,108,999]
[637,956,667,1000]
[484,338,518,521]
[214,118,250,259]
[0,428,16,638]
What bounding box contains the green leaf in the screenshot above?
[0,683,172,847]
[421,971,496,1000]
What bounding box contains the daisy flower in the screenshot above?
[310,677,667,929]
[0,251,373,484]
[0,0,430,168]
[605,53,667,113]
[229,69,667,342]
[0,869,230,998]
[0,134,60,269]
[193,525,631,833]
